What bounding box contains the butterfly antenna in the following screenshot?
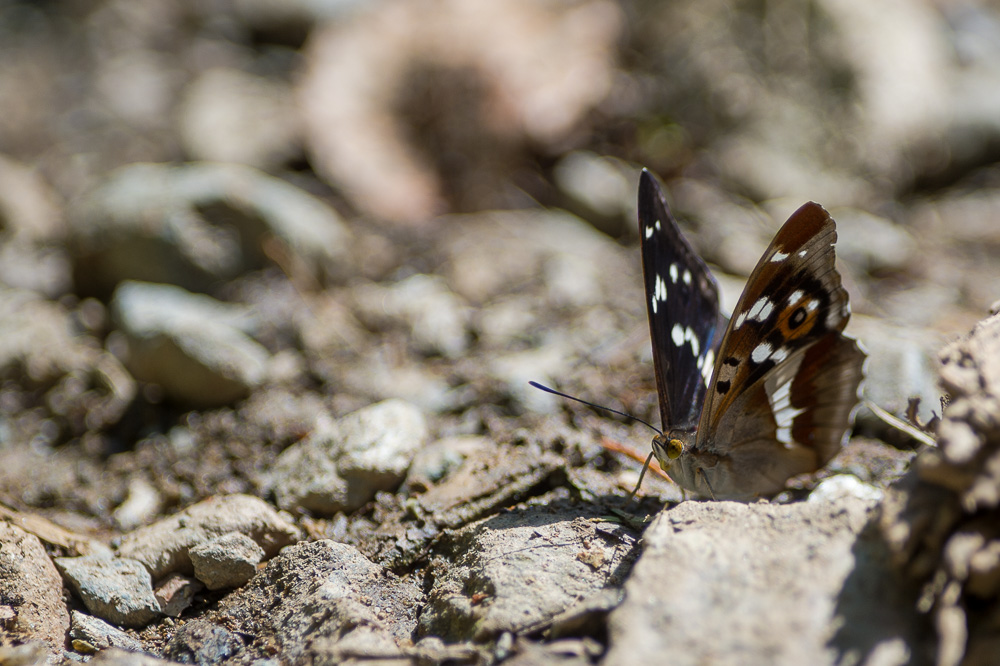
[528,381,662,435]
[530,381,667,506]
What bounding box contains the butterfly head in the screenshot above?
[651,429,695,471]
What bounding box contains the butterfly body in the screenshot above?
[638,170,865,500]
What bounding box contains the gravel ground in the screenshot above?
[1,1,1000,664]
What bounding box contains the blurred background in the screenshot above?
[1,0,1000,520]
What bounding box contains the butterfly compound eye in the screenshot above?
[666,438,684,460]
[651,434,684,464]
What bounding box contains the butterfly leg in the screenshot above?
[627,451,657,506]
[699,468,718,500]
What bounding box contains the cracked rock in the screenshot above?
[55,554,160,629]
[216,540,424,663]
[69,610,146,653]
[419,499,639,641]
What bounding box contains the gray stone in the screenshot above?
[808,474,884,504]
[111,281,270,406]
[489,344,573,414]
[403,434,491,491]
[603,498,921,666]
[414,444,565,530]
[116,494,302,580]
[553,150,632,218]
[55,555,160,628]
[502,638,603,666]
[0,522,70,654]
[442,208,630,307]
[337,356,460,413]
[337,399,428,490]
[353,274,470,358]
[832,207,917,273]
[0,155,70,296]
[71,162,351,293]
[112,477,162,532]
[69,610,146,653]
[113,280,258,335]
[850,314,943,424]
[0,154,65,243]
[272,399,428,514]
[189,531,264,590]
[418,501,640,641]
[178,68,299,169]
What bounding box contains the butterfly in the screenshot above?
[637,169,865,499]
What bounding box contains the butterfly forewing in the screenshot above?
[638,170,723,428]
[697,202,853,442]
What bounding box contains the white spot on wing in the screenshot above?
[685,327,699,356]
[682,269,692,285]
[655,275,668,302]
[806,299,819,312]
[734,311,748,330]
[645,225,654,239]
[747,297,774,322]
[669,264,679,283]
[788,289,804,305]
[771,379,792,410]
[751,342,772,364]
[776,425,793,445]
[769,379,806,445]
[651,275,669,314]
[671,323,684,346]
[701,349,715,385]
[771,251,789,262]
[798,249,808,257]
[771,346,789,363]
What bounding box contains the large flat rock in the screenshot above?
[605,488,926,666]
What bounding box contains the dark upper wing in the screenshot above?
[637,170,722,429]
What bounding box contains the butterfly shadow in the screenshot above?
[826,506,934,664]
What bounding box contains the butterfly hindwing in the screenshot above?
[637,170,723,429]
[702,331,866,496]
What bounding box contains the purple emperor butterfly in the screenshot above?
[639,169,865,499]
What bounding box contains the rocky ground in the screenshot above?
[1,1,1000,664]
